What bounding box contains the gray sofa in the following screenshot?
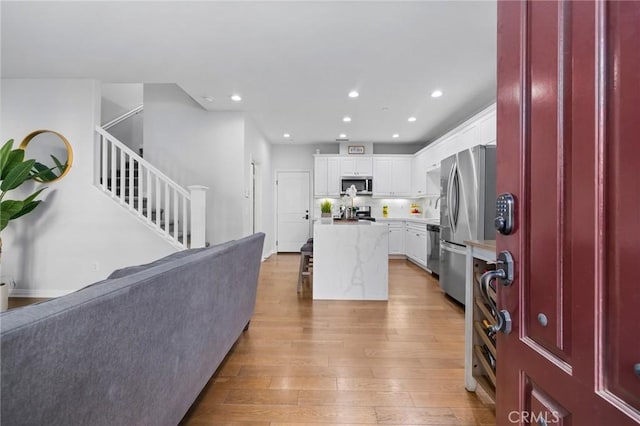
[0,233,265,426]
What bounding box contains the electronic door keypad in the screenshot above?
[495,193,515,235]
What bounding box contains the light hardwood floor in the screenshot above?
[181,254,495,425]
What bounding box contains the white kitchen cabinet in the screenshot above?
[340,157,373,176]
[412,150,428,197]
[314,156,340,197]
[405,222,427,267]
[477,110,496,145]
[373,156,412,197]
[426,168,440,196]
[386,221,405,255]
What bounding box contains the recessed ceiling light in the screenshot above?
[392,134,400,138]
[230,94,242,102]
[348,90,359,98]
[283,133,291,138]
[202,96,215,103]
[431,90,443,98]
[339,133,347,138]
[408,116,417,122]
[343,116,352,122]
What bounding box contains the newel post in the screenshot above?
[188,185,208,248]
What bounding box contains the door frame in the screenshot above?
[274,169,311,253]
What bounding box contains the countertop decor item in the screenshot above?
[320,199,333,224]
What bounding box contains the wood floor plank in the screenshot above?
[187,404,378,424]
[179,253,495,425]
[298,390,414,407]
[269,376,338,390]
[224,389,299,405]
[410,391,490,408]
[237,365,374,379]
[371,367,464,380]
[375,406,460,425]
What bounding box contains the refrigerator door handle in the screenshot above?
[446,163,456,232]
[452,166,460,231]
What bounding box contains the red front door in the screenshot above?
[496,1,640,424]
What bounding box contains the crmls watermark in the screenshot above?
[508,411,561,424]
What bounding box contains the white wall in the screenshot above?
[143,84,246,245]
[0,79,177,297]
[374,142,425,154]
[101,83,143,152]
[271,143,339,172]
[244,119,274,257]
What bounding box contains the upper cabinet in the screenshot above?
[341,157,373,176]
[477,112,497,146]
[411,151,428,197]
[411,105,496,197]
[312,105,496,199]
[314,156,340,197]
[373,156,412,197]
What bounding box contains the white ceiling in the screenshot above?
[1,1,497,145]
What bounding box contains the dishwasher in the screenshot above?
[426,224,440,275]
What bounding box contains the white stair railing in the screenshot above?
[95,126,207,249]
[102,105,144,130]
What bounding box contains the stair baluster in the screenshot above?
[95,126,207,249]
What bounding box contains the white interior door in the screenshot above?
[276,171,310,252]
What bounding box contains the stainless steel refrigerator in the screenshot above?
[439,145,496,304]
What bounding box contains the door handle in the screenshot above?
[479,251,515,335]
[303,214,309,220]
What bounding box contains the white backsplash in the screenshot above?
[313,195,440,219]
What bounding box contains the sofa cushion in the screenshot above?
[107,240,237,279]
[107,247,208,279]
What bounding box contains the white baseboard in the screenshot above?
[9,288,71,298]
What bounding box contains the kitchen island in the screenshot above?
[312,219,388,301]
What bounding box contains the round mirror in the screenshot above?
[19,130,73,182]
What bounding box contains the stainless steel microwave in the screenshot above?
[341,177,373,195]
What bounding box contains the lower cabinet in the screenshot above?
[405,222,427,267]
[388,222,405,255]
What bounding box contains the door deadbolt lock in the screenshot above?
[495,193,515,235]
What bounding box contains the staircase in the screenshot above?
[95,125,206,249]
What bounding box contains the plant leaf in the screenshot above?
[0,159,35,192]
[31,162,58,182]
[1,149,25,180]
[0,200,24,231]
[11,200,42,221]
[0,139,15,177]
[50,154,67,173]
[22,187,47,205]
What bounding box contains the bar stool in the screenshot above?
[297,241,313,293]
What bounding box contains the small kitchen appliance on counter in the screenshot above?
[355,206,376,222]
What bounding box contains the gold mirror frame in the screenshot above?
[19,129,74,183]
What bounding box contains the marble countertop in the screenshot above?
[317,219,385,226]
[464,240,496,252]
[375,217,440,225]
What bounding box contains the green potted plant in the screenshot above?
[320,199,333,224]
[0,139,49,310]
